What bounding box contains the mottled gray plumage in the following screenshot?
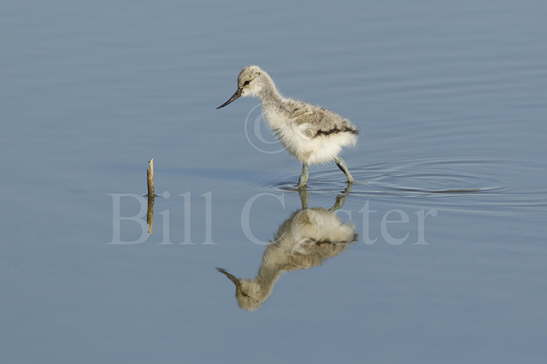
[281,99,358,138]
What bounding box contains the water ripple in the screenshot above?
[270,159,547,214]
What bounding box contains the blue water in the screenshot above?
[1,0,547,363]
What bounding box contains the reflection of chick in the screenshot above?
[217,188,357,311]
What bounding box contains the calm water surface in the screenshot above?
[2,0,547,363]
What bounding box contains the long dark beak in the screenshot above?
[216,267,241,289]
[216,89,242,109]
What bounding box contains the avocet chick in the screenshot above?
[217,65,359,188]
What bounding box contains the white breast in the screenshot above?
[262,105,356,164]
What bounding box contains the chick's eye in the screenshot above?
[243,80,250,86]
